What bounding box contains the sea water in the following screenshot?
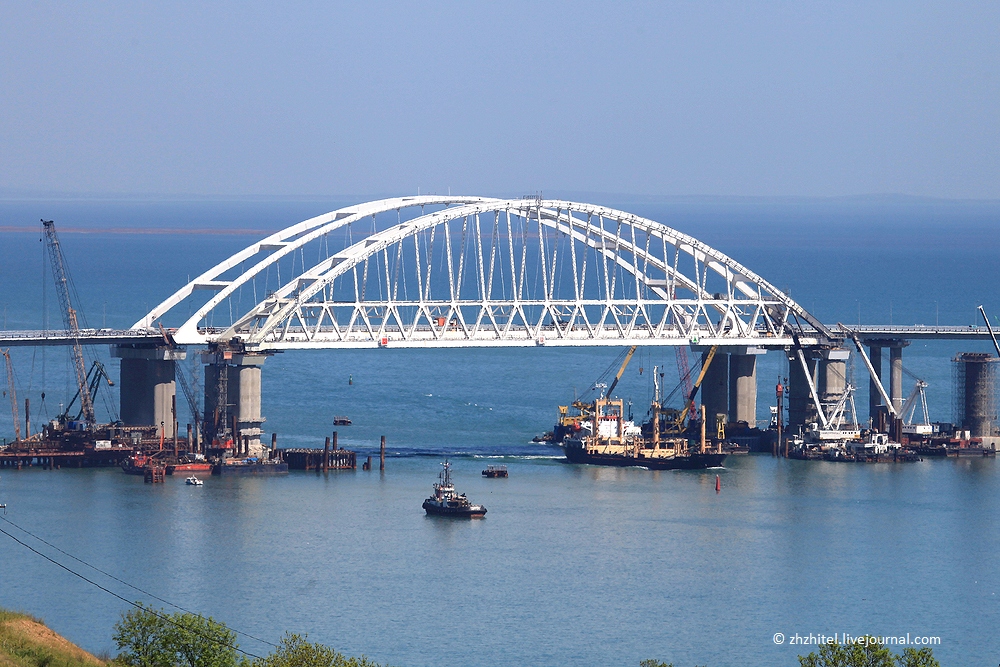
[0,197,998,666]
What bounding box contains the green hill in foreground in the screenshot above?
[0,606,943,667]
[0,610,104,667]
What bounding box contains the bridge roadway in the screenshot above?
[0,324,994,348]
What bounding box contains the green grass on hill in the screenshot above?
[0,610,104,667]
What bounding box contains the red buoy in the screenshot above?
[715,474,721,493]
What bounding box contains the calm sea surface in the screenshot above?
[0,197,999,666]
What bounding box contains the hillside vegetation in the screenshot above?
[0,610,104,667]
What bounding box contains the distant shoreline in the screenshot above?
[0,226,272,236]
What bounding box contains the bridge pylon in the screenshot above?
[112,345,186,438]
[201,345,269,457]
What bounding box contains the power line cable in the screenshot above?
[0,517,271,656]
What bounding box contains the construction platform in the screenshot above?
[279,448,356,471]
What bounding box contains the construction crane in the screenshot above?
[839,324,897,418]
[900,378,930,427]
[675,348,694,409]
[3,349,21,442]
[978,305,1000,358]
[605,345,637,397]
[58,360,114,423]
[41,220,94,425]
[664,345,718,432]
[175,363,201,447]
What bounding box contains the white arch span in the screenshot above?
[137,197,832,350]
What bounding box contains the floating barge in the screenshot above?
[213,459,289,476]
[279,448,356,470]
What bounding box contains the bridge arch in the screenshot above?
[140,197,830,349]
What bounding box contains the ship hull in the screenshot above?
[562,445,726,470]
[166,463,213,475]
[213,462,289,476]
[422,500,486,518]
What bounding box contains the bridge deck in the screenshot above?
[0,325,992,349]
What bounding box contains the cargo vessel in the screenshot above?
[422,461,486,518]
[561,396,726,471]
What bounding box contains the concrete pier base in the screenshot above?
[820,348,850,403]
[728,354,757,427]
[788,352,818,430]
[868,345,883,424]
[204,352,268,456]
[113,346,186,438]
[701,351,729,431]
[889,345,905,414]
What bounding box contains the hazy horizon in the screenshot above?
[3,2,998,200]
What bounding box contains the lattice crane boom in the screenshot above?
[3,348,21,442]
[41,220,95,424]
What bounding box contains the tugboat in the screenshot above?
[422,461,487,518]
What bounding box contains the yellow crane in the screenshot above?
[605,345,637,398]
[663,345,718,432]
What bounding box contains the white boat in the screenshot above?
[185,476,204,486]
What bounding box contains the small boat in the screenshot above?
[333,416,352,426]
[422,461,486,518]
[185,476,204,486]
[482,465,508,478]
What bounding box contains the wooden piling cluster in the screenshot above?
[280,432,356,470]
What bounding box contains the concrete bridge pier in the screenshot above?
[203,351,268,456]
[868,344,883,424]
[113,346,186,438]
[787,351,819,431]
[702,351,729,433]
[729,351,762,428]
[889,343,908,414]
[819,348,850,403]
[866,339,908,423]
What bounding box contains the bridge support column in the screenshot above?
[868,345,883,424]
[203,351,268,456]
[702,351,728,433]
[957,353,998,437]
[787,351,818,431]
[113,346,186,438]
[889,344,907,414]
[820,349,849,402]
[729,353,758,428]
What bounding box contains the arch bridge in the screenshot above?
[110,196,846,451]
[138,196,834,350]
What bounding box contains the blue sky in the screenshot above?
[1,1,997,198]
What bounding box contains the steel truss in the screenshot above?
[138,197,831,350]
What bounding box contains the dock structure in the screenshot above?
[0,449,85,469]
[280,447,356,471]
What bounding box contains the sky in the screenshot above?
[1,1,998,199]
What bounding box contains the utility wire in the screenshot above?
[0,517,271,657]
